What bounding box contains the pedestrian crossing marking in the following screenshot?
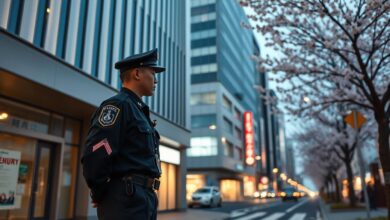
[286,199,309,213]
[235,212,266,220]
[288,213,306,220]
[230,209,250,218]
[261,213,285,220]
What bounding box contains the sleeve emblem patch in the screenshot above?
[98,105,120,127]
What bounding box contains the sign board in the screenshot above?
[344,111,366,129]
[0,149,21,210]
[244,112,255,166]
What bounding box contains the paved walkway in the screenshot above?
[158,209,228,220]
[319,200,388,220]
[328,208,387,220]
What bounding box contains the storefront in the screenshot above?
[0,97,81,220]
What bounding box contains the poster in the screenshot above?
[0,149,21,210]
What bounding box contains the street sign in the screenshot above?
[344,111,366,129]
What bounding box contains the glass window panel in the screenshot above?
[64,118,81,145]
[0,97,50,134]
[49,114,64,137]
[222,96,232,112]
[190,92,216,105]
[188,137,218,156]
[167,164,176,209]
[0,133,36,220]
[58,145,78,219]
[223,117,233,134]
[157,163,168,210]
[191,114,216,128]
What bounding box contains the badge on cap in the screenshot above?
[98,105,120,127]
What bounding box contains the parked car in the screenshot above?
[280,187,300,202]
[188,186,222,208]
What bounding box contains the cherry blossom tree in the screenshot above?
[241,0,390,212]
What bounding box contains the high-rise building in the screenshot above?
[187,0,264,201]
[0,0,189,219]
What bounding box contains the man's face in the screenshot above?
[139,67,157,96]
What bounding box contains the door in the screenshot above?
[29,141,55,220]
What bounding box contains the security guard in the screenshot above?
[81,48,165,220]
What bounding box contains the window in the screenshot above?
[223,140,234,158]
[191,0,216,7]
[191,12,216,23]
[223,117,233,134]
[191,63,217,74]
[191,46,217,57]
[234,108,242,121]
[234,127,242,140]
[235,146,243,161]
[222,96,232,112]
[191,114,216,129]
[191,29,216,40]
[191,92,216,105]
[188,137,218,156]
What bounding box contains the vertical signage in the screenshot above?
[244,112,255,166]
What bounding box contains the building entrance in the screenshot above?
[0,133,55,220]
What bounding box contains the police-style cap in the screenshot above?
[115,48,166,73]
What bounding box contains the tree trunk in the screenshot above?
[332,174,341,202]
[375,114,390,219]
[345,157,357,207]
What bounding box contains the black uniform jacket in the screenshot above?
[81,88,161,202]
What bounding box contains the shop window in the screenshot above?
[220,179,241,201]
[244,176,256,197]
[49,114,64,137]
[0,133,37,219]
[0,98,50,133]
[58,145,79,219]
[64,118,81,145]
[188,137,218,157]
[157,162,177,211]
[186,175,206,201]
[191,114,216,129]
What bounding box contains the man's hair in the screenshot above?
[120,68,134,82]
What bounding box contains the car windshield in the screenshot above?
[195,188,210,193]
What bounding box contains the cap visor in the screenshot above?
[152,66,166,73]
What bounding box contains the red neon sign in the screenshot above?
[244,112,255,166]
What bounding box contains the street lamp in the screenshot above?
[272,168,279,195]
[255,155,261,160]
[209,125,217,130]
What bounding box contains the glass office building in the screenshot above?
[0,0,190,219]
[187,0,268,201]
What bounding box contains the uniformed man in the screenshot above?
[81,48,165,220]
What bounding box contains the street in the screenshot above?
[192,198,321,220]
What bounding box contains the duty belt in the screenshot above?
[123,174,160,190]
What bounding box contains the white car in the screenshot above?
[188,186,222,208]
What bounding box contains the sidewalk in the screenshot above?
[158,209,229,220]
[320,200,388,220]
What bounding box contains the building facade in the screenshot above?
[187,0,264,201]
[0,0,190,219]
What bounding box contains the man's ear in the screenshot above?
[133,68,141,81]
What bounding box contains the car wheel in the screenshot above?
[217,198,222,207]
[209,199,214,208]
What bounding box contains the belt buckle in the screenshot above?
[152,179,160,190]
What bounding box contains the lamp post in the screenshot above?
[273,168,279,194]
